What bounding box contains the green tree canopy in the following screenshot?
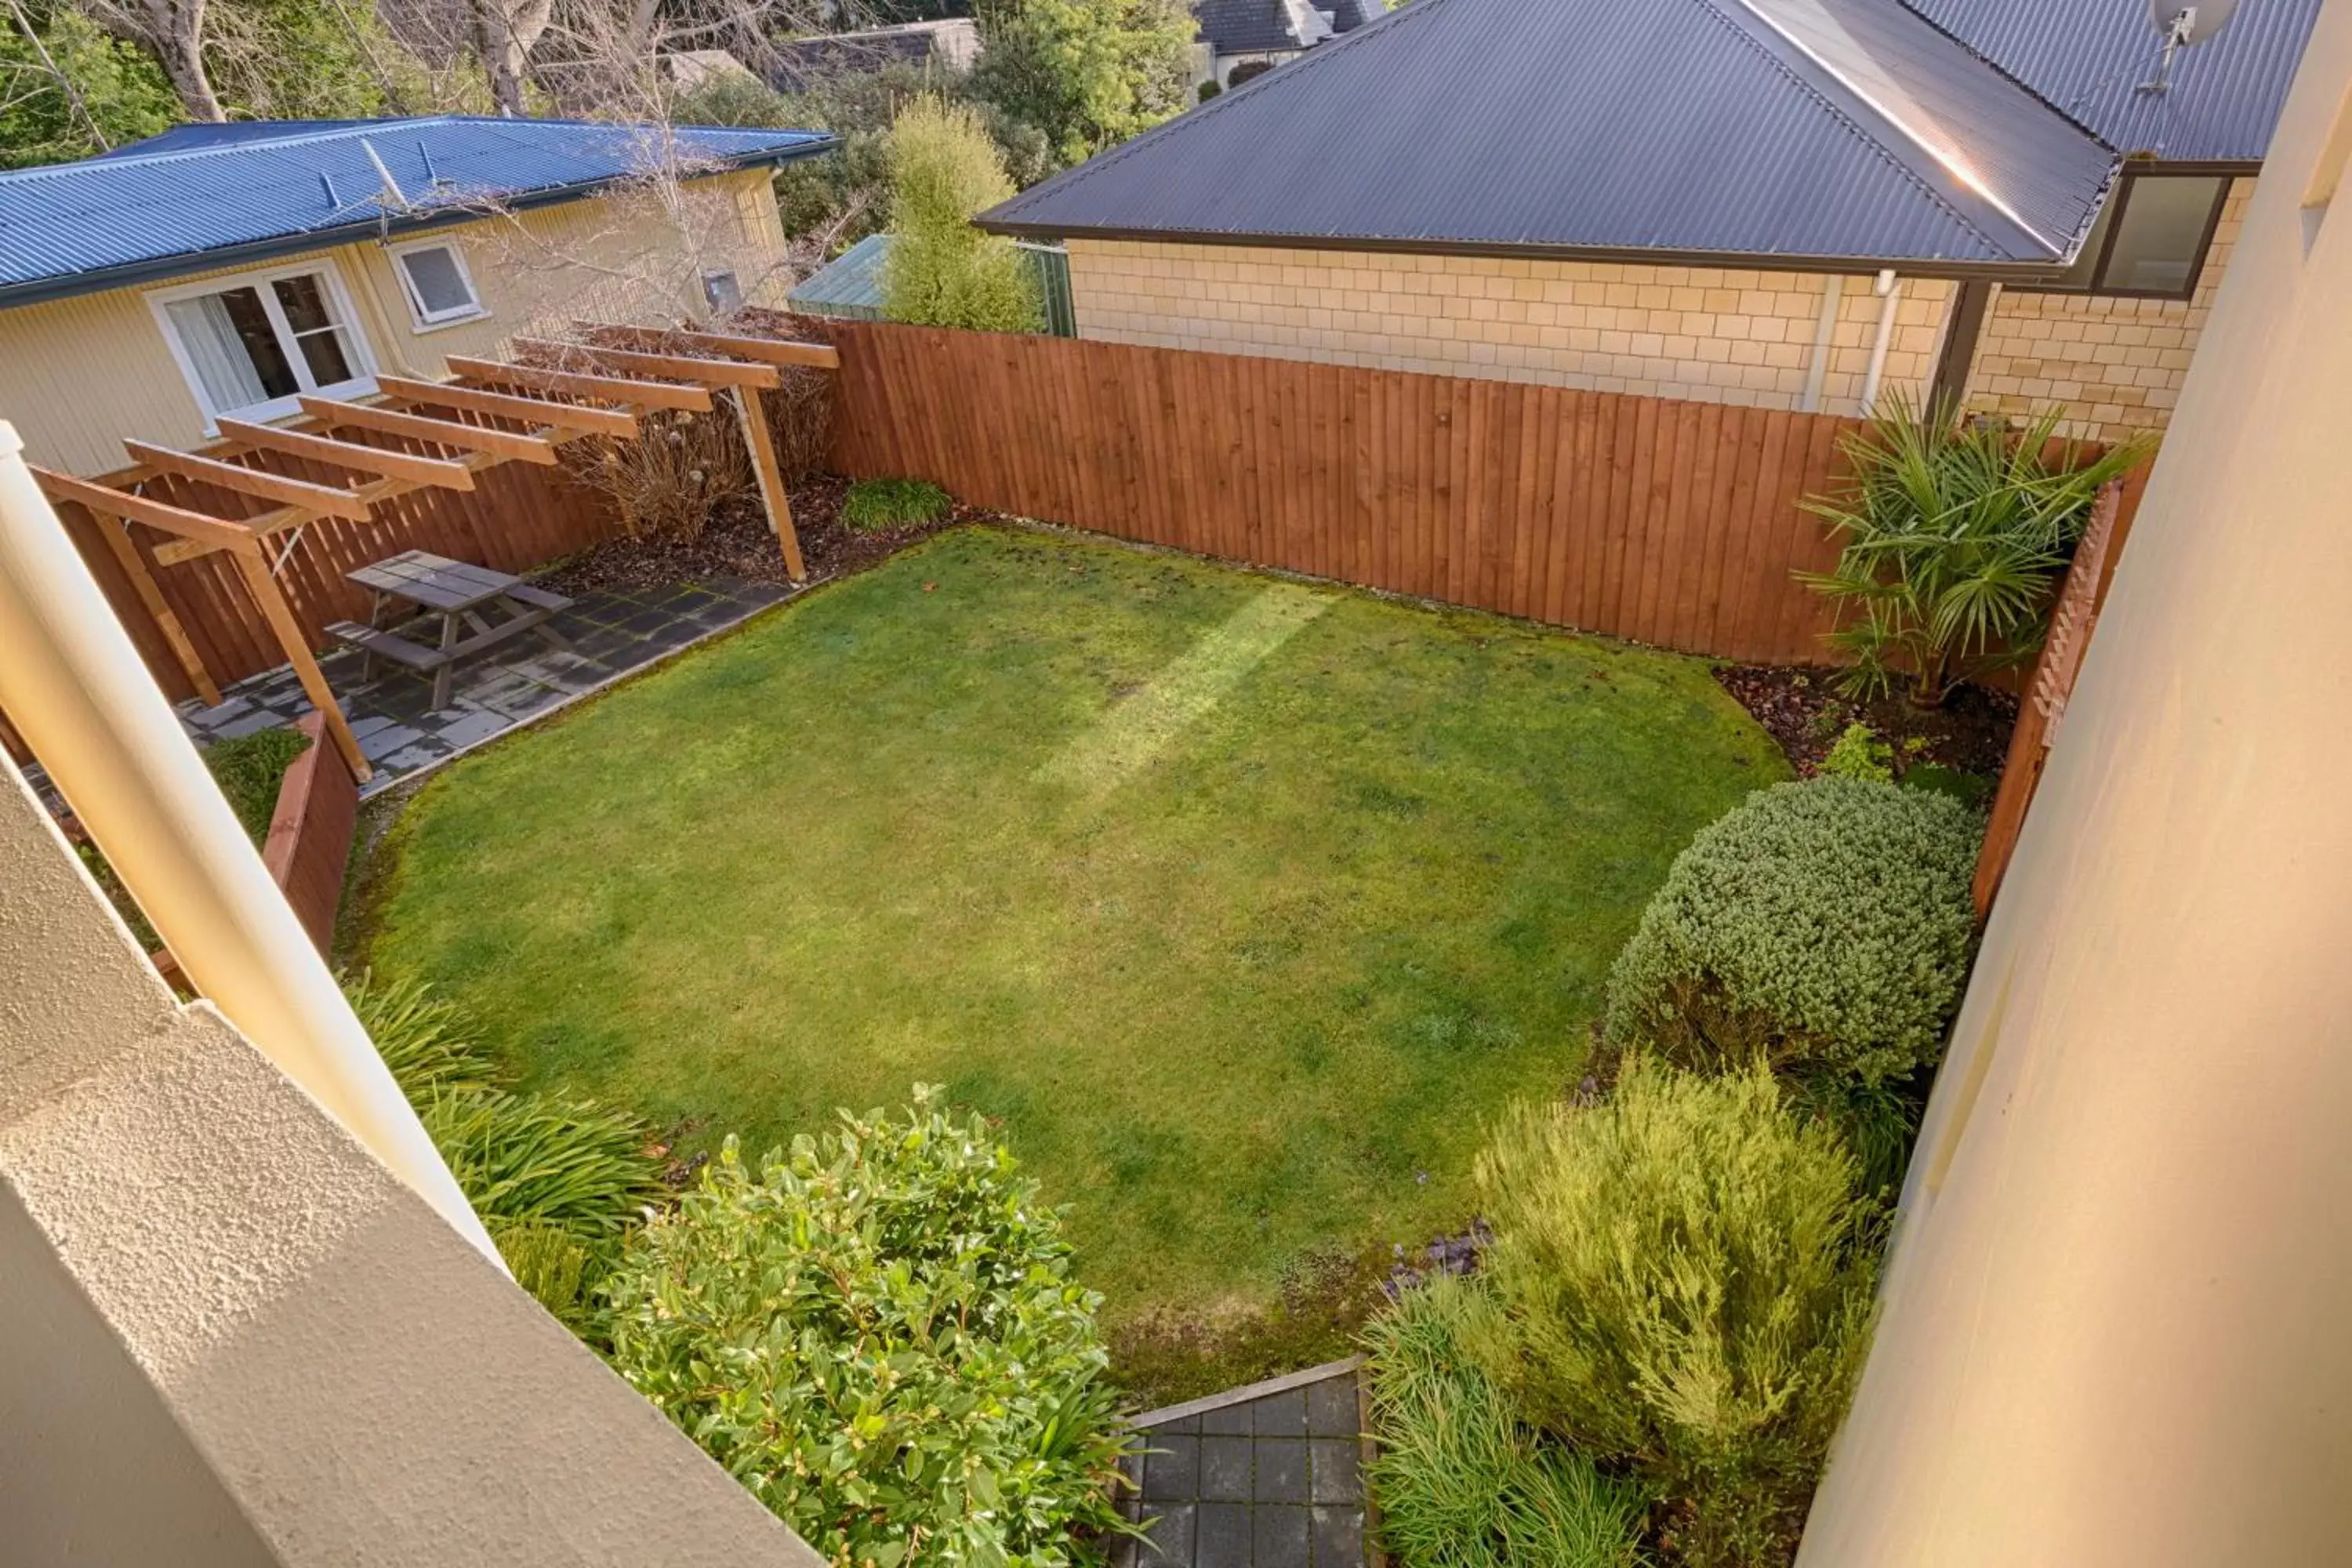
[880,93,1042,332]
[969,0,1193,170]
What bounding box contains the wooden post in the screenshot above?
[89,509,223,707]
[734,385,807,580]
[228,545,372,782]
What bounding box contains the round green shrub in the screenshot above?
[602,1087,1136,1567]
[1602,777,1980,1087]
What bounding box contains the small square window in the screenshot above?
[393,241,485,326]
[702,269,743,314]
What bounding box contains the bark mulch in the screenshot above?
[1714,664,2018,782]
[539,474,1004,598]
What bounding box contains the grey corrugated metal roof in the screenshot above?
[984,0,2116,268]
[1195,0,1310,53]
[1899,0,2321,164]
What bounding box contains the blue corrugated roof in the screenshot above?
[984,0,2118,268]
[1900,0,2321,165]
[0,116,835,305]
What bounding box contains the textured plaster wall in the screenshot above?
[1067,238,1954,413]
[1962,178,2254,443]
[1799,9,2352,1561]
[0,758,823,1567]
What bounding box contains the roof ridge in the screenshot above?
[1690,0,2015,257]
[1884,0,2118,153]
[0,116,816,185]
[984,0,1456,220]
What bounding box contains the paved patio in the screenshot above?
[179,575,793,793]
[1117,1359,1370,1568]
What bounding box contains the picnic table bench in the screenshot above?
[327,550,574,711]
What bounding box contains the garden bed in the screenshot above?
[1715,663,2018,782]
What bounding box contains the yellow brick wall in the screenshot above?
[1066,239,1956,413]
[1963,177,2252,444]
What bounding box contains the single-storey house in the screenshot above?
[985,0,2323,441]
[1190,0,1385,92]
[0,115,834,477]
[767,18,983,87]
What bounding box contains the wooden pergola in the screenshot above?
[30,323,840,783]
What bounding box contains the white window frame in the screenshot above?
[386,236,489,331]
[145,260,378,431]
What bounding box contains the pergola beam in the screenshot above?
[515,335,782,390]
[215,419,477,492]
[226,544,369,782]
[376,374,641,438]
[579,322,844,371]
[302,397,563,466]
[122,439,374,523]
[445,355,715,413]
[30,465,260,551]
[85,506,223,707]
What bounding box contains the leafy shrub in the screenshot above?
[1197,80,1223,101]
[343,972,660,1321]
[561,406,752,543]
[604,1087,1136,1567]
[882,95,1044,332]
[1602,778,1980,1087]
[1468,1062,1880,1568]
[203,724,310,844]
[1365,1275,1647,1568]
[1798,396,2149,706]
[843,477,955,532]
[1816,722,1892,783]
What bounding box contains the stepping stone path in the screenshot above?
[1115,1358,1372,1568]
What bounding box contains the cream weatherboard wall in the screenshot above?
[0,168,793,478]
[1066,239,1956,414]
[1962,177,2254,444]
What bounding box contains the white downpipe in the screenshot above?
[1860,268,1901,415]
[1800,274,1844,413]
[0,420,502,1269]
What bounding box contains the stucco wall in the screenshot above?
[0,754,824,1566]
[1798,8,2352,1561]
[0,168,795,477]
[1962,177,2254,444]
[1068,239,1955,413]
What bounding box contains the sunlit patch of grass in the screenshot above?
[363,524,1787,1401]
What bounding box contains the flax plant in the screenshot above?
[1798,397,2150,706]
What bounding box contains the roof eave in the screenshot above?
[0,136,839,310]
[973,217,2092,281]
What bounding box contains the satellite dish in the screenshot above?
[2141,1,2237,92]
[2147,0,2240,47]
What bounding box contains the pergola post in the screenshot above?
[89,508,223,707]
[227,546,372,782]
[734,386,807,580]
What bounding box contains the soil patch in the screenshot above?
[1715,664,2017,782]
[539,474,1004,597]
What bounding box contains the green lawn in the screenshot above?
[365,526,1788,1396]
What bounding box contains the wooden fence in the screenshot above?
[824,321,1873,664]
[57,448,620,703]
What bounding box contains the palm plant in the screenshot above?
[1798,397,2151,707]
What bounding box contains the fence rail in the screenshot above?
[823,321,1873,664]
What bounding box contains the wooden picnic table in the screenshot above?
[328,550,573,712]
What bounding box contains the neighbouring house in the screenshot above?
[767,17,982,86]
[659,48,764,94]
[0,115,836,477]
[1190,0,1384,91]
[985,0,2322,441]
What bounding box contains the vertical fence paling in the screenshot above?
[821,321,1864,663]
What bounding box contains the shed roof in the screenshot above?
[983,0,2121,270]
[787,231,893,319]
[1901,0,2321,165]
[0,116,834,307]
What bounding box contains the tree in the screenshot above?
[80,0,224,118]
[968,0,1191,170]
[1,1,175,165]
[1798,397,2151,707]
[880,93,1040,331]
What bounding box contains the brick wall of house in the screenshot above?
[1065,239,1955,415]
[1962,177,2252,444]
